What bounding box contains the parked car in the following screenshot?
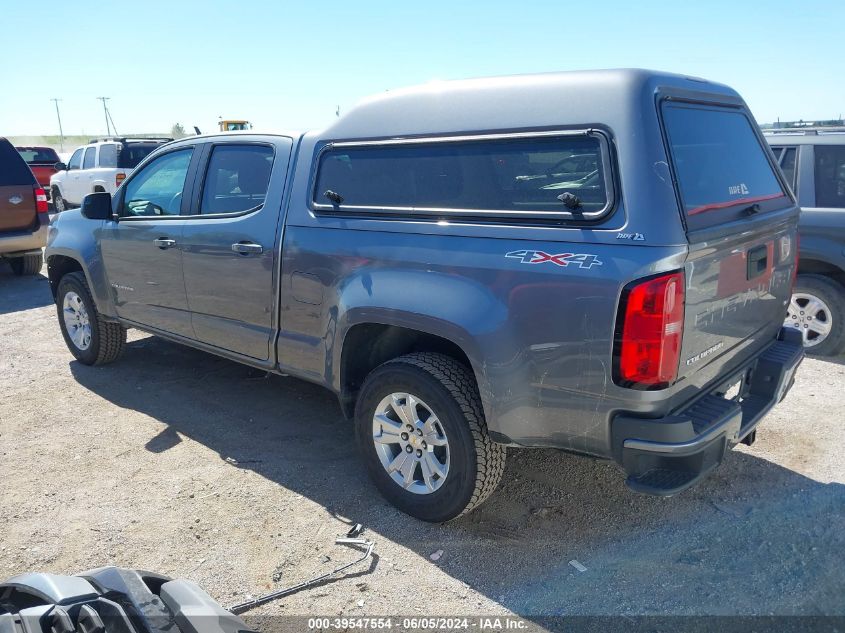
[766,130,845,355]
[46,70,803,522]
[0,138,49,275]
[50,137,172,212]
[15,146,60,200]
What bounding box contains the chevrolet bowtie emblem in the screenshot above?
[8,195,22,205]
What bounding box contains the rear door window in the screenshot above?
[200,144,274,214]
[662,103,787,229]
[313,132,612,220]
[0,139,35,185]
[814,145,845,208]
[83,147,96,170]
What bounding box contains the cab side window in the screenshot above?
[121,149,193,217]
[200,144,274,214]
[82,147,96,170]
[814,145,845,208]
[68,149,83,171]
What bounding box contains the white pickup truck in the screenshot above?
[50,137,171,211]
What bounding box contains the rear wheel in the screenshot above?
[52,187,67,212]
[355,352,505,522]
[56,271,126,365]
[9,252,43,276]
[785,274,845,356]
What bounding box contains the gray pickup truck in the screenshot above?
[766,131,845,356]
[45,70,804,522]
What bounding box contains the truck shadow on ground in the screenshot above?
[69,335,845,618]
[0,265,53,315]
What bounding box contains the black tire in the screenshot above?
[52,186,67,212]
[56,271,126,365]
[355,352,506,522]
[790,274,845,356]
[9,252,43,276]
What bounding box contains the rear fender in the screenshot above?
[331,268,506,422]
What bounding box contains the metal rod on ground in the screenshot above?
[229,537,375,615]
[51,98,64,152]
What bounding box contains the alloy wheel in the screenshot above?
[371,392,450,494]
[62,291,92,350]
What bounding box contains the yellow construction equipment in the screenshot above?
[218,120,252,132]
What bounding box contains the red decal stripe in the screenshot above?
[687,193,785,216]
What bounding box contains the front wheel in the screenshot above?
[52,187,67,212]
[56,272,126,365]
[785,274,845,356]
[355,352,505,522]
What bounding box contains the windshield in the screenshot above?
[662,103,787,226]
[16,147,59,164]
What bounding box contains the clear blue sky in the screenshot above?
[2,0,842,137]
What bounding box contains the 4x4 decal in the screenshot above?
[505,250,603,269]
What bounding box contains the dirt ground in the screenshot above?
[1,261,843,625]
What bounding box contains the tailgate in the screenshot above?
[680,214,797,379]
[29,164,55,186]
[0,185,37,233]
[661,100,799,380]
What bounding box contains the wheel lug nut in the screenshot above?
[421,441,427,449]
[406,425,413,431]
[405,445,413,453]
[401,432,409,440]
[416,429,423,436]
[416,449,422,457]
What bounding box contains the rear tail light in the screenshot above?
[614,271,685,389]
[791,233,800,292]
[116,172,126,188]
[34,187,48,215]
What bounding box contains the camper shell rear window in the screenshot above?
[661,102,788,229]
[312,131,614,222]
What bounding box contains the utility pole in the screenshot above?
[97,97,112,136]
[51,98,65,151]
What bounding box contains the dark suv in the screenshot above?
[0,137,49,275]
[766,130,845,355]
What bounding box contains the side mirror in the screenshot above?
[55,162,67,171]
[81,192,113,220]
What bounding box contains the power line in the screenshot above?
[50,98,64,152]
[106,106,119,137]
[96,97,115,136]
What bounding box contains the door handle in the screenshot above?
[231,242,263,254]
[154,238,177,249]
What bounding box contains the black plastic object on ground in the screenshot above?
[0,567,255,633]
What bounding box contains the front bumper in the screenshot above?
[611,327,804,496]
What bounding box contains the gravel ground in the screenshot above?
[1,262,843,624]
